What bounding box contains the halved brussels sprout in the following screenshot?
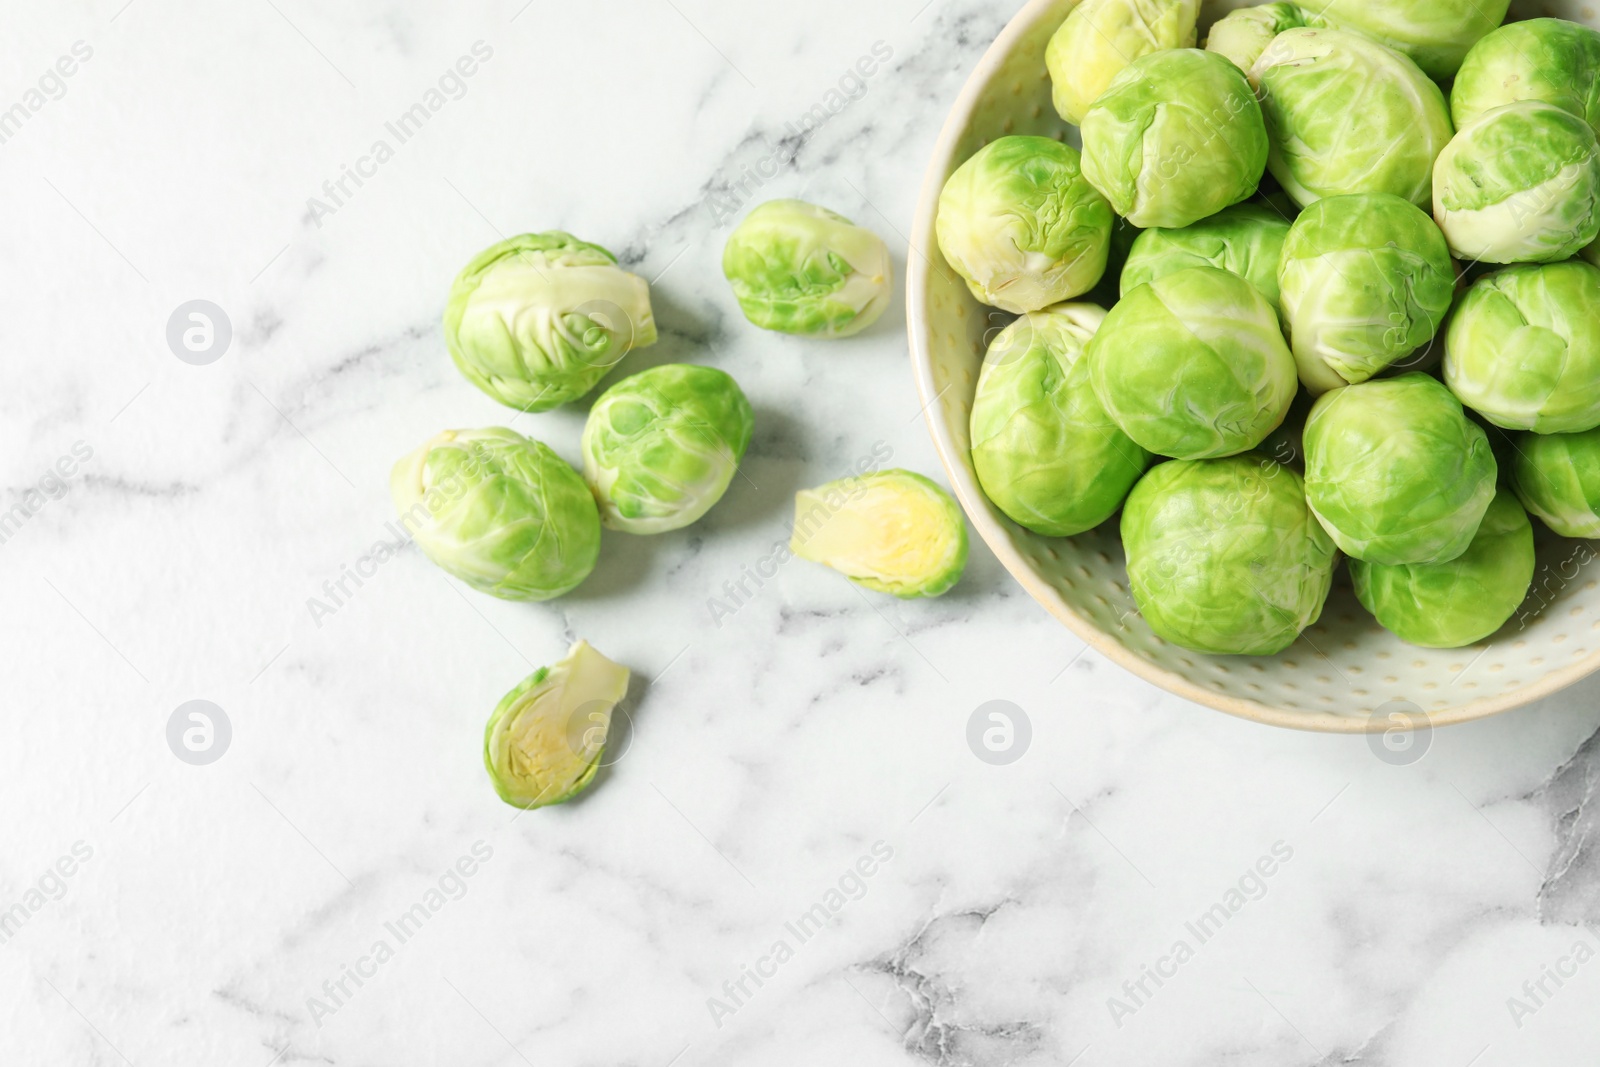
[1317,0,1510,80]
[1278,193,1455,394]
[1081,49,1268,229]
[791,470,967,598]
[391,428,601,600]
[1045,0,1199,125]
[1205,3,1322,72]
[1248,28,1453,209]
[483,641,631,809]
[722,200,892,338]
[970,304,1152,537]
[582,364,754,535]
[1453,19,1600,133]
[1089,265,1296,460]
[936,136,1113,313]
[1352,488,1534,648]
[444,233,657,413]
[1120,203,1292,323]
[1302,374,1497,565]
[1511,425,1600,538]
[1445,261,1600,433]
[1433,101,1600,265]
[1121,454,1338,655]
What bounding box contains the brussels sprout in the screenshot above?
[936,136,1114,313]
[581,364,754,535]
[791,470,967,598]
[444,233,657,413]
[1205,3,1322,72]
[1120,203,1291,322]
[1081,49,1268,229]
[721,200,892,338]
[1278,193,1455,394]
[1248,28,1453,209]
[1089,266,1296,460]
[1511,425,1600,538]
[1453,19,1600,133]
[483,641,631,809]
[391,428,601,600]
[1433,102,1600,265]
[1045,0,1199,125]
[1303,374,1497,565]
[1352,488,1534,648]
[1120,455,1338,655]
[1317,0,1510,80]
[1444,261,1600,433]
[970,304,1152,536]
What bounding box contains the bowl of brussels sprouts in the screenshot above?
[908,0,1600,731]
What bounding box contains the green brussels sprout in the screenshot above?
[1089,266,1297,460]
[391,427,601,600]
[1351,488,1534,648]
[721,200,892,338]
[1511,425,1600,538]
[1303,374,1497,565]
[1278,193,1455,394]
[1081,49,1268,229]
[936,136,1114,313]
[444,233,657,413]
[1120,455,1338,655]
[483,640,631,809]
[1045,0,1199,125]
[1432,101,1600,265]
[1317,0,1510,80]
[791,470,967,598]
[1453,19,1600,133]
[1120,203,1292,322]
[1444,261,1600,433]
[1205,3,1322,72]
[970,303,1152,536]
[581,364,754,535]
[1248,28,1453,209]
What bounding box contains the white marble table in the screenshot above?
[4,1,1600,1064]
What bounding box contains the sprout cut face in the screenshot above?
[1445,261,1600,434]
[1352,488,1534,648]
[1205,3,1322,72]
[936,136,1114,314]
[722,200,892,338]
[970,303,1152,537]
[1120,203,1292,323]
[483,641,631,809]
[391,428,601,601]
[1278,193,1455,394]
[1316,0,1511,80]
[582,364,754,535]
[1120,455,1338,656]
[1089,265,1296,460]
[1302,374,1497,565]
[1511,426,1600,538]
[1248,28,1453,209]
[444,233,657,413]
[1452,19,1600,133]
[1045,0,1200,125]
[791,470,967,598]
[1080,49,1268,229]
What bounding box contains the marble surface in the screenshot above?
[5,1,1600,1064]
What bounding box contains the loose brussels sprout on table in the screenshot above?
[444,233,656,413]
[1121,455,1338,656]
[1278,193,1455,394]
[1316,0,1510,80]
[936,135,1113,313]
[1352,488,1534,648]
[1120,203,1291,323]
[1205,3,1322,72]
[1303,374,1497,565]
[722,200,892,338]
[1045,0,1199,125]
[1445,261,1600,434]
[1511,425,1600,538]
[969,303,1151,537]
[1089,265,1296,460]
[1452,19,1600,132]
[1080,49,1268,229]
[791,470,967,598]
[582,364,754,535]
[391,427,601,601]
